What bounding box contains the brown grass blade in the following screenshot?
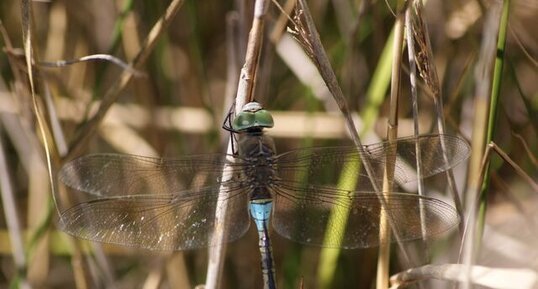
[409,0,465,238]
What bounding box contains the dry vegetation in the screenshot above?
[0,0,537,289]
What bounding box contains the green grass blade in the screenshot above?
[318,158,359,289]
[360,29,395,136]
[477,0,511,241]
[317,27,395,289]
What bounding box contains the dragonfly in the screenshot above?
[58,101,470,289]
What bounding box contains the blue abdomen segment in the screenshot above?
[250,199,273,231]
[249,200,277,289]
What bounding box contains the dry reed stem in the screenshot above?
[377,4,405,288]
[288,2,417,287]
[42,3,163,288]
[0,29,38,287]
[0,124,30,289]
[465,2,502,211]
[512,132,538,167]
[221,11,241,145]
[142,264,164,289]
[405,3,429,259]
[292,0,378,181]
[19,0,58,286]
[167,253,191,289]
[20,0,186,287]
[461,6,504,289]
[409,0,465,239]
[1,0,535,288]
[477,143,538,195]
[269,0,296,43]
[205,1,270,288]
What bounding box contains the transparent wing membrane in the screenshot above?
[276,134,470,189]
[57,133,468,250]
[271,183,458,248]
[59,185,250,250]
[58,153,250,250]
[59,153,245,197]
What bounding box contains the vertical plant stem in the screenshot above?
[239,0,269,103]
[317,27,394,289]
[360,29,395,135]
[221,12,241,146]
[410,0,466,237]
[476,0,510,242]
[435,101,466,236]
[205,1,269,288]
[19,0,55,287]
[284,1,412,287]
[462,2,508,289]
[376,2,405,288]
[405,5,428,244]
[0,124,30,289]
[294,0,395,200]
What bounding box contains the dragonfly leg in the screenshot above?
[221,103,241,154]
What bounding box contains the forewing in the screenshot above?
[377,134,471,180]
[59,185,250,250]
[275,134,470,188]
[275,146,383,191]
[59,153,245,197]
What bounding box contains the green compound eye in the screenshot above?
[253,109,274,127]
[232,103,274,131]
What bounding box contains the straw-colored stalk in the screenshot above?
[377,1,406,288]
[205,1,270,288]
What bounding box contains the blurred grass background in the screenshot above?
[0,0,537,288]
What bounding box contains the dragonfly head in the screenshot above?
[232,102,274,132]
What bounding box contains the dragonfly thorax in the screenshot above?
[237,133,277,200]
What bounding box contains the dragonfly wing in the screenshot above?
[275,146,384,191]
[380,134,471,180]
[270,182,459,248]
[275,134,470,187]
[59,153,244,197]
[59,185,250,250]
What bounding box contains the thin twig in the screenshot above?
[512,132,538,167]
[38,54,145,77]
[487,143,538,192]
